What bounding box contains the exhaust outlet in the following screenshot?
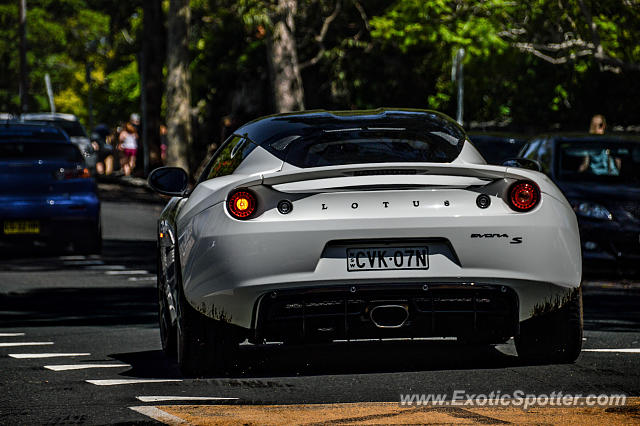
[369,304,409,329]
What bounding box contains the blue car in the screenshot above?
[0,122,101,254]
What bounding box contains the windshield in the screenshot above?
[0,142,83,162]
[276,129,462,168]
[468,135,526,164]
[557,140,640,184]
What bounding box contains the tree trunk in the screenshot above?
[165,0,192,173]
[19,0,28,113]
[141,0,166,172]
[267,0,305,113]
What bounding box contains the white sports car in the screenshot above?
[149,109,583,376]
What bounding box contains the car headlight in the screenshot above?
[574,201,613,220]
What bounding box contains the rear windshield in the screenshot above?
[270,128,463,168]
[0,142,83,162]
[23,119,87,137]
[557,140,640,184]
[0,129,67,141]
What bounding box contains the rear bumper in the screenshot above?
[253,283,519,343]
[194,276,576,334]
[0,194,99,248]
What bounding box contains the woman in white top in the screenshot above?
[118,121,138,176]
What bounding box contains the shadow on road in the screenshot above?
[0,238,158,328]
[234,340,521,377]
[0,239,156,272]
[111,349,182,379]
[0,286,157,328]
[110,340,520,380]
[583,287,640,332]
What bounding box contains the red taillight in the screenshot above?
[57,167,91,180]
[227,189,257,219]
[508,181,540,212]
[68,167,91,179]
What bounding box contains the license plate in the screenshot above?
[3,220,40,235]
[347,246,429,271]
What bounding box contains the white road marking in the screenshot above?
[0,333,25,337]
[58,255,87,260]
[128,276,156,282]
[63,260,105,266]
[0,342,54,348]
[85,265,126,270]
[136,396,239,402]
[45,363,131,371]
[105,270,149,275]
[129,406,187,425]
[583,348,640,353]
[9,353,90,359]
[86,379,183,386]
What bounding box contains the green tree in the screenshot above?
[366,0,640,128]
[0,1,142,127]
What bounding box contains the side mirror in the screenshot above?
[502,158,542,172]
[148,166,188,196]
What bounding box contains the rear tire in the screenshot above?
[176,286,238,377]
[158,236,181,358]
[158,253,177,358]
[515,287,583,364]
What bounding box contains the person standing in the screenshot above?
[586,114,620,175]
[118,120,138,176]
[91,124,115,176]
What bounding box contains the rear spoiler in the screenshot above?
[258,163,524,186]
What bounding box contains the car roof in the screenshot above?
[531,132,640,143]
[0,121,70,142]
[21,112,79,122]
[234,108,466,147]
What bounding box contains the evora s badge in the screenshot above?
[470,233,523,244]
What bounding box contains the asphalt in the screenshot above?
[96,174,167,205]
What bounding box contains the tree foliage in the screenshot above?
[1,0,639,170]
[0,0,141,126]
[366,0,640,127]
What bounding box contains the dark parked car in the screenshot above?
[0,121,101,253]
[519,133,640,274]
[467,132,527,165]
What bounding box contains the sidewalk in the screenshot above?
[96,174,166,205]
